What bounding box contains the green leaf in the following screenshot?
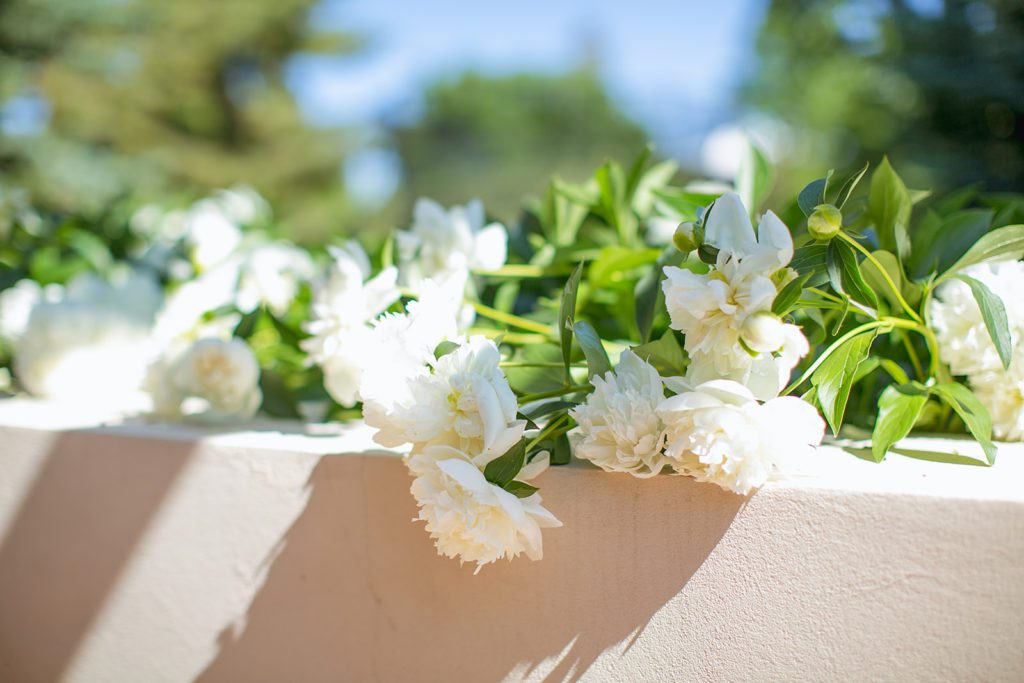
[558,263,583,379]
[521,400,576,421]
[937,224,1024,283]
[871,383,929,462]
[588,246,661,289]
[234,307,262,339]
[868,157,912,261]
[484,439,526,487]
[929,383,997,465]
[811,329,877,435]
[434,340,460,360]
[834,161,870,209]
[502,480,540,498]
[797,172,832,217]
[572,320,612,379]
[909,209,992,279]
[631,329,687,377]
[551,432,572,466]
[772,271,813,316]
[737,141,775,214]
[635,247,685,342]
[506,344,565,395]
[826,239,879,309]
[954,275,1012,370]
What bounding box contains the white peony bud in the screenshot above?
[740,312,787,353]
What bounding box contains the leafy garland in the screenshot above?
[2,149,1023,570]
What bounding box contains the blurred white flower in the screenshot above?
[184,198,244,271]
[658,379,824,494]
[212,185,270,226]
[408,447,561,570]
[359,274,464,416]
[0,279,53,344]
[662,192,799,399]
[14,301,155,408]
[64,269,163,324]
[235,242,315,316]
[570,350,669,477]
[152,264,240,349]
[301,241,400,406]
[930,260,1024,378]
[365,335,524,462]
[396,198,508,290]
[147,337,261,422]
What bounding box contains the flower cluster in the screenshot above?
[931,260,1024,440]
[4,151,1020,571]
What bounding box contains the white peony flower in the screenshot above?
[301,241,400,406]
[658,379,825,495]
[14,301,155,408]
[570,350,669,477]
[358,273,464,414]
[396,198,508,290]
[151,263,240,350]
[930,260,1024,378]
[662,192,801,400]
[971,361,1024,441]
[235,242,315,316]
[408,446,561,570]
[364,335,524,462]
[0,279,58,344]
[147,337,261,422]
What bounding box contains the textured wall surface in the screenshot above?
[0,399,1022,682]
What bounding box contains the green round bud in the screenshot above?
[672,221,699,252]
[808,204,842,241]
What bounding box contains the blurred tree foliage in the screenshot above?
[0,0,359,238]
[387,70,650,223]
[746,0,1024,191]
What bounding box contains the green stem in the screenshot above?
[807,287,845,304]
[784,320,895,394]
[470,301,553,336]
[838,232,922,323]
[473,264,576,278]
[500,361,585,369]
[519,383,591,403]
[468,328,549,345]
[525,414,569,452]
[900,331,925,381]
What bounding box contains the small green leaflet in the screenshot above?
[572,320,612,379]
[558,263,583,380]
[434,340,460,360]
[826,239,879,310]
[484,439,526,487]
[631,329,687,377]
[868,157,912,262]
[834,161,870,210]
[871,383,929,462]
[635,246,685,343]
[502,480,539,498]
[797,170,832,217]
[811,329,877,435]
[955,274,1012,370]
[772,271,813,316]
[929,383,997,465]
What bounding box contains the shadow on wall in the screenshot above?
[0,431,194,682]
[198,457,745,682]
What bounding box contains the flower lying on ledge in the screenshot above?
[659,380,825,495]
[408,445,561,571]
[570,350,669,478]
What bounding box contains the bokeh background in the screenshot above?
[1,0,1022,245]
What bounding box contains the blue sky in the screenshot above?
[287,0,767,154]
